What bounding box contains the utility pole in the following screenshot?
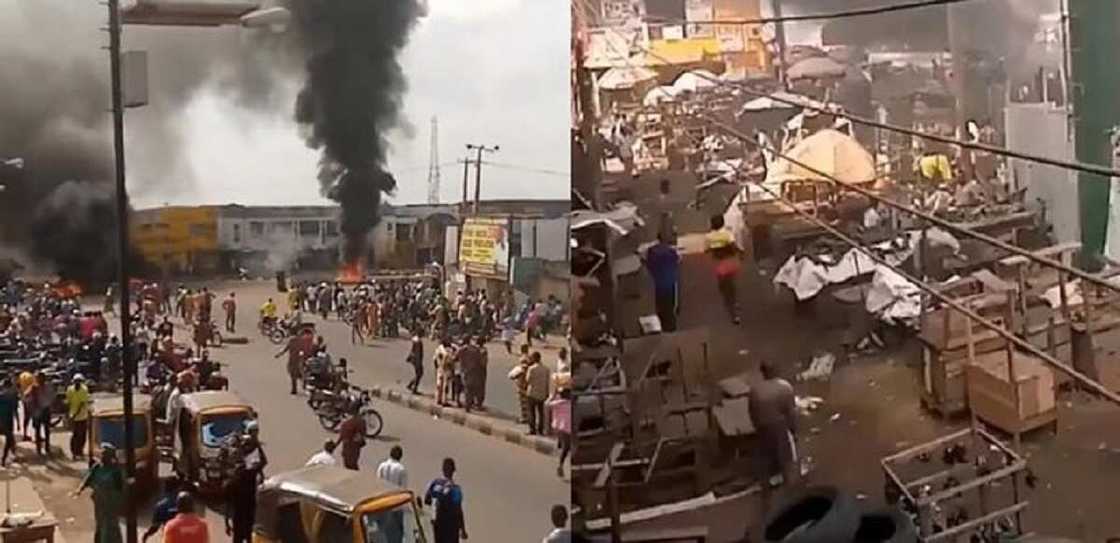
[1069,0,1120,269]
[466,143,499,215]
[460,157,471,215]
[771,0,788,85]
[107,0,138,542]
[573,17,603,209]
[427,116,441,204]
[947,2,974,183]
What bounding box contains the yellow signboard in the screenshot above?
[459,217,510,279]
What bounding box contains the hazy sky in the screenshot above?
[3,0,569,208]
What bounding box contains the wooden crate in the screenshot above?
[966,350,1057,441]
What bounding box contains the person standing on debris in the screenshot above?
[74,444,125,543]
[525,352,551,436]
[706,214,742,324]
[644,229,681,332]
[424,458,468,543]
[748,360,799,487]
[222,292,237,334]
[66,374,92,460]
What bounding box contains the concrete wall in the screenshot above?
[1004,102,1080,244]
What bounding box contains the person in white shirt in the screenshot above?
[376,445,408,488]
[305,440,338,467]
[556,347,570,374]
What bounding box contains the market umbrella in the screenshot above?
[787,56,847,80]
[597,66,657,90]
[672,70,719,92]
[765,128,876,186]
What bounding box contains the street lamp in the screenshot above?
[465,143,499,215]
[105,3,289,542]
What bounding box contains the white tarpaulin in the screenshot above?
[642,85,682,106]
[673,70,719,92]
[772,228,958,301]
[864,265,923,323]
[597,66,657,90]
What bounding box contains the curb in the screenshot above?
[369,385,556,456]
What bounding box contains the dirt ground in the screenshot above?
[598,170,1120,540]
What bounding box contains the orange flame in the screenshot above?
[336,262,363,284]
[52,280,84,298]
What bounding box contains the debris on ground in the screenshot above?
[795,396,825,415]
[798,352,836,381]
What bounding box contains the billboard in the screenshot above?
[458,217,511,279]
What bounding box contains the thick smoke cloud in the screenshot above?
[0,0,420,279]
[288,0,422,263]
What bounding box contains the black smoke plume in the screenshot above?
[289,0,422,263]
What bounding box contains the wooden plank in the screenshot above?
[997,241,1081,267]
[594,442,626,488]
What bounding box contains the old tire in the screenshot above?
[268,329,286,345]
[853,508,918,543]
[362,408,384,440]
[764,486,860,543]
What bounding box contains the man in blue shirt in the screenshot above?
[644,230,681,332]
[424,458,467,543]
[142,477,180,542]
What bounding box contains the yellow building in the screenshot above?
[131,206,220,275]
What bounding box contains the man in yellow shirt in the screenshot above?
[65,374,91,460]
[260,298,278,328]
[915,151,953,185]
[706,215,741,324]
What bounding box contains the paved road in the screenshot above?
[40,282,568,542]
[218,281,565,421]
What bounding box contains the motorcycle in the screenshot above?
[257,318,287,345]
[312,386,383,439]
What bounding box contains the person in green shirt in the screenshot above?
[0,377,19,466]
[65,374,92,460]
[75,445,125,543]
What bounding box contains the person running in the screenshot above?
[376,445,408,488]
[142,477,181,543]
[548,387,572,478]
[644,229,682,332]
[222,293,237,334]
[542,505,571,543]
[706,214,741,324]
[424,458,467,543]
[65,374,92,460]
[163,492,210,543]
[74,445,125,543]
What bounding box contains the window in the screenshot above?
[395,223,412,243]
[324,221,339,237]
[233,223,241,244]
[270,221,294,236]
[189,223,210,237]
[250,221,265,238]
[299,220,320,237]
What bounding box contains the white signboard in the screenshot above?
[685,0,713,38]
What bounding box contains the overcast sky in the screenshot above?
[3,0,569,208]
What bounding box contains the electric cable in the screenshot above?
[642,0,978,26]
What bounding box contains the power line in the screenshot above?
[481,161,570,177]
[618,34,1120,180]
[642,0,977,26]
